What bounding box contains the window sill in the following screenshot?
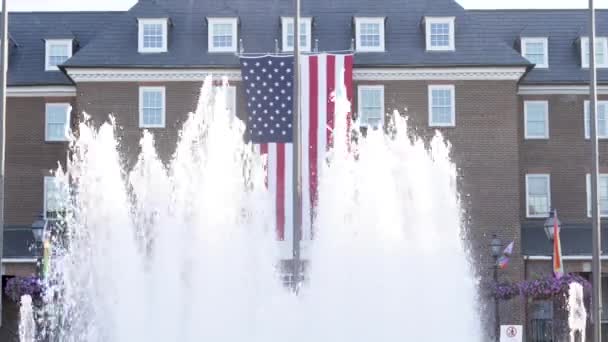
[524,136,550,140]
[526,214,550,219]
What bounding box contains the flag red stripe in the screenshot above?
[309,56,319,214]
[326,54,336,148]
[276,144,285,240]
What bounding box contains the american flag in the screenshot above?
[240,54,354,257]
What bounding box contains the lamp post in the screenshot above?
[491,234,503,342]
[31,214,47,279]
[543,209,560,243]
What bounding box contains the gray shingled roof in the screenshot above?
[521,222,608,256]
[62,0,529,69]
[471,9,608,85]
[8,11,120,86]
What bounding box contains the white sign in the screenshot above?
[500,325,522,342]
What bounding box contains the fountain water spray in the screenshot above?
[27,75,480,341]
[18,295,36,342]
[568,282,587,342]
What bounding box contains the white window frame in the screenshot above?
[357,85,385,129]
[45,103,71,142]
[281,17,312,52]
[138,18,168,53]
[428,84,456,127]
[44,176,64,221]
[208,17,238,53]
[587,174,608,217]
[521,37,549,69]
[580,37,608,68]
[525,174,551,218]
[584,100,608,139]
[354,17,385,52]
[524,101,549,139]
[45,39,73,71]
[425,17,455,51]
[139,86,166,128]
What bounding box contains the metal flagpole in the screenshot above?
[291,0,302,291]
[0,0,8,326]
[589,0,602,341]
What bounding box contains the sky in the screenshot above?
[7,0,608,11]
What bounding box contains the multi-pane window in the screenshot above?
[584,101,608,139]
[355,18,385,52]
[526,174,551,217]
[139,87,166,128]
[44,176,66,220]
[282,17,312,52]
[45,103,71,142]
[587,174,608,217]
[521,37,549,68]
[524,101,549,139]
[208,18,238,52]
[425,17,455,51]
[581,37,608,68]
[428,85,455,127]
[138,19,168,53]
[357,85,384,129]
[45,39,72,71]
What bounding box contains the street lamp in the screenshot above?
[490,234,502,342]
[543,209,560,242]
[31,214,47,278]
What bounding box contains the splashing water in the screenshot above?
[19,295,36,342]
[32,76,480,341]
[568,282,587,342]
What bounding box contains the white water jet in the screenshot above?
[568,282,587,342]
[30,75,480,341]
[19,295,36,342]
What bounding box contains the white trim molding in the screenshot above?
[65,68,242,82]
[64,67,526,83]
[526,255,608,261]
[518,85,608,95]
[1,258,37,264]
[7,86,76,97]
[354,67,526,80]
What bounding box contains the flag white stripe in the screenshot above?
[335,55,345,96]
[300,56,311,241]
[267,143,278,235]
[284,143,294,255]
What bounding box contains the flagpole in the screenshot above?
[0,0,8,326]
[291,0,302,291]
[589,0,602,341]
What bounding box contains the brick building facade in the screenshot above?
[2,0,608,340]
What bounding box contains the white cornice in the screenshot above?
[8,86,76,97]
[525,255,608,261]
[518,85,608,95]
[353,67,527,81]
[2,258,36,264]
[64,67,527,83]
[65,68,243,83]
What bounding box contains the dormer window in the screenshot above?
[208,18,238,53]
[138,18,168,53]
[521,37,548,68]
[581,37,608,68]
[425,17,455,51]
[355,17,385,52]
[45,39,72,71]
[281,17,312,52]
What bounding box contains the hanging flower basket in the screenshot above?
[4,276,44,302]
[491,273,591,301]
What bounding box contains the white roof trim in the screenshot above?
[65,67,526,82]
[525,255,608,261]
[354,67,526,80]
[65,68,243,82]
[518,85,608,95]
[8,86,76,97]
[2,258,37,264]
